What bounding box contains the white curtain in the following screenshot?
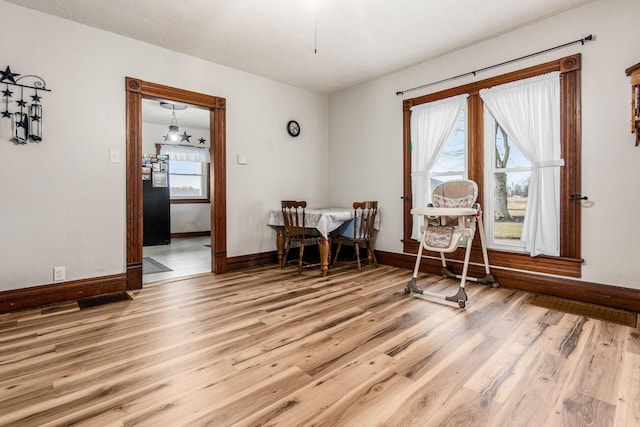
[160,144,211,163]
[480,72,562,256]
[410,94,468,239]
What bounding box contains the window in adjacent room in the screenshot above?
[169,160,209,200]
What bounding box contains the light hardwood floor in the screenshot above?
[1,264,639,426]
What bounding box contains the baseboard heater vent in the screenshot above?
[77,292,132,309]
[529,295,637,328]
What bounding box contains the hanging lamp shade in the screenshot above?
[160,102,187,143]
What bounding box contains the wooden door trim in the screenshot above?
[125,78,227,289]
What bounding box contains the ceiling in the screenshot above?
[7,0,593,93]
[142,98,210,129]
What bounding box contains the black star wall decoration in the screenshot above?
[0,66,19,85]
[1,65,51,144]
[180,131,192,142]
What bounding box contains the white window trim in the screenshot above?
[169,161,209,200]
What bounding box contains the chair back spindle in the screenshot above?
[280,200,320,273]
[352,201,377,239]
[281,200,307,240]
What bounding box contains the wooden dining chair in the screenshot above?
[281,200,321,274]
[332,201,378,271]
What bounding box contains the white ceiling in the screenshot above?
[142,98,210,129]
[7,0,593,93]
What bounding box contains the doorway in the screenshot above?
[141,98,211,283]
[125,77,227,289]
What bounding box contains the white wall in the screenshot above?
[328,0,640,289]
[0,1,328,291]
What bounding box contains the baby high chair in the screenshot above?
[405,179,496,308]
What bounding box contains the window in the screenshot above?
[156,144,211,203]
[402,54,582,277]
[484,112,531,251]
[169,160,209,200]
[409,94,468,240]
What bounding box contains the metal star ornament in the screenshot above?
[180,131,192,142]
[31,93,41,103]
[16,99,28,107]
[1,110,10,118]
[199,137,206,144]
[0,66,19,84]
[2,88,13,98]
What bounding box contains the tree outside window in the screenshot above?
[488,120,531,249]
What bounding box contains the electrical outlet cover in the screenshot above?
[53,266,65,281]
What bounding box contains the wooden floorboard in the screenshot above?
[0,264,639,426]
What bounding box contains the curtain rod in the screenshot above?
[396,34,594,96]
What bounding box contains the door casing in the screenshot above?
[125,77,227,289]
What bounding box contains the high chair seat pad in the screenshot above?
[425,225,456,248]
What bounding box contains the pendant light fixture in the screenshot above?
[160,102,187,143]
[167,104,179,142]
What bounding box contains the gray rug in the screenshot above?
[143,257,172,274]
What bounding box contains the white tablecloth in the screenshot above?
[268,208,353,238]
[268,207,381,238]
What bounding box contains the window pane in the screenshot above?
[170,175,203,197]
[431,108,466,174]
[494,126,530,168]
[493,171,530,243]
[170,160,202,174]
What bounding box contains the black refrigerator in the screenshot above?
[143,155,171,246]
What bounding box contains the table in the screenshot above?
[267,207,367,277]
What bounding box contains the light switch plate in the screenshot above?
[109,150,120,163]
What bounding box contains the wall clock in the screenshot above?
[287,120,300,137]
